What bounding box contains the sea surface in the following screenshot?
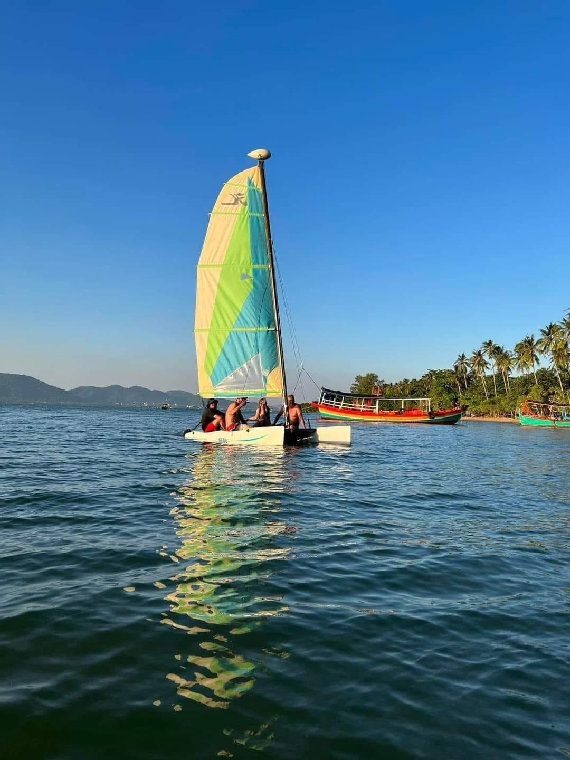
[1,405,570,759]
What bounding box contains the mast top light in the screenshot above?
[248,148,271,160]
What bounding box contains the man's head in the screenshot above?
[236,397,247,405]
[287,394,295,405]
[207,399,217,409]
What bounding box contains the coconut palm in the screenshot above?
[560,313,570,347]
[551,340,569,395]
[538,323,565,394]
[514,334,540,384]
[470,349,489,399]
[495,347,512,393]
[454,353,469,391]
[482,339,500,395]
[514,342,528,377]
[452,367,463,396]
[423,369,437,395]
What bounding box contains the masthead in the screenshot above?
[247,148,271,161]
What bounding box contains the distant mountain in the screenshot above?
[0,374,69,404]
[0,374,202,408]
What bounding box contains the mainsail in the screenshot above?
[194,165,284,398]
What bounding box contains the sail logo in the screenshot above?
[222,192,246,206]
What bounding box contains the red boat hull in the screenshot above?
[312,403,464,425]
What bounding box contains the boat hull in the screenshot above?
[307,426,351,445]
[185,426,284,446]
[518,414,570,427]
[184,425,351,446]
[312,403,463,425]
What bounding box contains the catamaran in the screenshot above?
[184,149,351,447]
[518,400,570,427]
[312,387,464,424]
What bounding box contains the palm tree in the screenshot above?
[552,339,569,396]
[452,367,463,396]
[514,342,527,377]
[470,349,489,399]
[514,334,540,384]
[495,347,512,392]
[482,339,499,396]
[454,353,469,391]
[560,313,570,349]
[423,369,437,395]
[538,322,565,395]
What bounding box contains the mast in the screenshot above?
[249,148,289,426]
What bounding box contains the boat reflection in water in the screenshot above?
[162,444,293,709]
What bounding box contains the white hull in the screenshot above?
[311,425,351,445]
[184,425,351,447]
[185,426,284,446]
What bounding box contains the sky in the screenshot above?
[1,0,569,397]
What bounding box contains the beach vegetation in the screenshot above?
[351,308,570,415]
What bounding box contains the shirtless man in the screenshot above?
[225,397,248,431]
[273,394,306,431]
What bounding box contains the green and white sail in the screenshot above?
[194,165,283,398]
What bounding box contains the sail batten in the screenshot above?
[194,166,283,398]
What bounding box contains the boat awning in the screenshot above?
[321,388,431,402]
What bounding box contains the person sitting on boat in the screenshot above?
[201,399,222,431]
[273,394,306,431]
[225,397,249,431]
[204,410,225,432]
[248,398,271,427]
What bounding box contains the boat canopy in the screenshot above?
[319,387,432,412]
[522,399,569,419]
[524,399,568,408]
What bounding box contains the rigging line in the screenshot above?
[273,253,304,372]
[273,250,322,402]
[273,254,322,393]
[291,365,304,394]
[272,247,321,406]
[301,366,323,392]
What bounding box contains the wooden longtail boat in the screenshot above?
[311,388,465,425]
[518,400,570,427]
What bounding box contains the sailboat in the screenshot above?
[184,148,351,447]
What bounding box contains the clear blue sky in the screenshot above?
[2,0,569,395]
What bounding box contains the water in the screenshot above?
[2,405,570,759]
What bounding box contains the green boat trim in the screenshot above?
[518,413,570,427]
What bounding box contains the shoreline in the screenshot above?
[463,415,518,423]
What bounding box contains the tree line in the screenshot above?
[350,310,570,415]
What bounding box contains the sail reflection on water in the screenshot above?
[162,445,292,709]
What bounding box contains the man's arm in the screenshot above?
[298,406,306,428]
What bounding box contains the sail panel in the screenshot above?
[194,166,283,398]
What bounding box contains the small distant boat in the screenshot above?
[518,400,570,427]
[161,403,170,410]
[312,388,465,425]
[183,149,350,447]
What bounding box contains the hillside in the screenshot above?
[0,374,202,408]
